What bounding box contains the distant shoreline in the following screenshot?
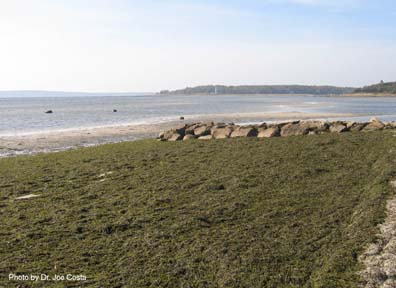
[343,93,396,97]
[157,93,336,97]
[159,93,396,97]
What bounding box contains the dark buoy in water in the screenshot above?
[45,110,53,114]
[113,109,118,113]
[180,116,185,120]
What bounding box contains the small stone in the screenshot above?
[16,194,40,200]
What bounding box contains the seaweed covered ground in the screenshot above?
[1,131,396,287]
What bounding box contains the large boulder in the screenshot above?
[387,122,396,129]
[308,121,329,133]
[230,126,258,138]
[185,123,200,135]
[384,122,393,129]
[329,123,348,133]
[347,122,367,132]
[173,124,187,135]
[363,121,385,131]
[167,132,183,141]
[370,117,381,123]
[211,126,234,139]
[363,117,385,131]
[280,121,326,137]
[280,122,304,137]
[194,125,211,137]
[158,124,187,141]
[257,127,280,138]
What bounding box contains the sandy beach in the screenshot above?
[0,111,362,157]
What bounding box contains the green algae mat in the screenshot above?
[1,131,396,287]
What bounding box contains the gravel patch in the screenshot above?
[359,181,396,287]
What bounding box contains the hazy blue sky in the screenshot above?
[0,0,395,92]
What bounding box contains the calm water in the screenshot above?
[1,94,396,136]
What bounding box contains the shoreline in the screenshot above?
[160,93,396,97]
[0,111,375,157]
[343,93,396,97]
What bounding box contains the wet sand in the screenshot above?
[0,111,361,157]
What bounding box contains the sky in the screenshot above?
[0,0,395,92]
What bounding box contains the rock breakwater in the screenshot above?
[158,118,396,141]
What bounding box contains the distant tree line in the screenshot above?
[354,81,396,94]
[160,85,354,95]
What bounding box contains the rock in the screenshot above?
[259,123,268,129]
[308,121,329,133]
[211,126,234,139]
[198,135,213,140]
[194,125,211,137]
[183,134,196,141]
[257,127,280,138]
[346,121,355,129]
[202,121,215,127]
[230,126,258,138]
[388,122,396,129]
[159,125,186,140]
[363,117,385,131]
[384,122,393,129]
[173,124,187,135]
[281,123,306,136]
[45,110,53,114]
[168,133,183,141]
[185,124,198,135]
[16,194,40,200]
[281,121,329,137]
[370,117,381,123]
[162,130,183,141]
[329,123,348,133]
[347,122,367,132]
[363,121,385,131]
[213,123,227,129]
[180,116,185,120]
